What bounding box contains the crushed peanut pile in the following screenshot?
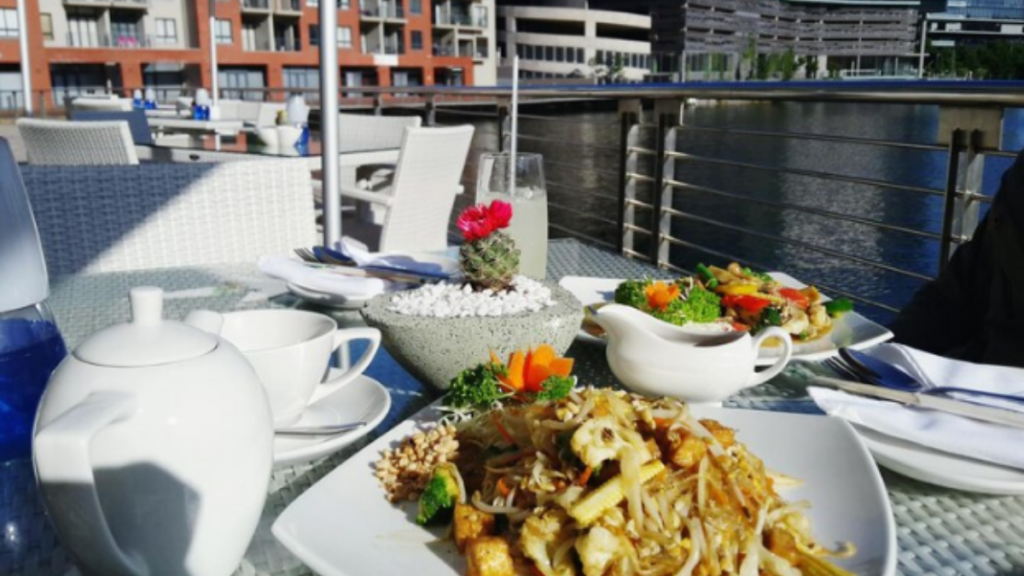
[375,424,459,502]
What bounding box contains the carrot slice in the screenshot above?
[492,412,517,445]
[497,477,512,497]
[525,363,553,392]
[531,344,557,368]
[505,350,526,391]
[576,466,594,486]
[548,357,574,377]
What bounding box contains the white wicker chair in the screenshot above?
[254,102,286,127]
[18,119,140,166]
[20,158,317,277]
[339,125,474,253]
[339,113,422,153]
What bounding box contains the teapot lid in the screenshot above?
[75,287,217,367]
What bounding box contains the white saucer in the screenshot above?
[854,424,1024,494]
[286,282,373,310]
[274,371,391,468]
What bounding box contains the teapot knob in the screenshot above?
[130,287,164,326]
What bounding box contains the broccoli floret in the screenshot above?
[444,363,509,410]
[416,463,462,525]
[753,306,783,334]
[614,279,648,308]
[648,296,689,325]
[680,285,721,324]
[824,298,854,318]
[533,375,574,402]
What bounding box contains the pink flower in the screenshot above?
[456,200,513,242]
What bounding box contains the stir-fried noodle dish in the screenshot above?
[377,388,855,576]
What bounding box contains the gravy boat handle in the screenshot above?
[748,327,793,386]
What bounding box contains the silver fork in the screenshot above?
[293,247,319,263]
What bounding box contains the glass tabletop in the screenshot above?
[144,132,400,160]
[2,239,1022,576]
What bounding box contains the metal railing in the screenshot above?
[242,0,271,10]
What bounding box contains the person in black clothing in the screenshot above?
[890,149,1024,368]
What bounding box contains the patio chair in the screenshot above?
[69,97,133,113]
[338,125,474,253]
[254,102,287,127]
[20,154,316,277]
[338,112,422,153]
[18,118,140,166]
[67,109,154,145]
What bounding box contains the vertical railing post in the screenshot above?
[939,128,965,268]
[425,93,437,126]
[651,99,681,267]
[496,97,509,151]
[954,129,985,245]
[617,98,641,257]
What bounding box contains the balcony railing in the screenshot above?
[110,0,150,8]
[64,32,151,48]
[275,37,301,51]
[242,0,271,10]
[433,44,459,56]
[275,0,302,12]
[361,1,404,19]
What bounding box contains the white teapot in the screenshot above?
[33,287,273,576]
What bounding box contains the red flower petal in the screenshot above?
[457,204,497,242]
[487,200,513,230]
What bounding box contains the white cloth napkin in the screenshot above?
[861,343,1024,412]
[809,344,1024,470]
[338,240,455,278]
[257,256,387,299]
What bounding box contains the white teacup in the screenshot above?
[218,309,381,427]
[593,303,794,404]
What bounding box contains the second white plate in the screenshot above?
[559,274,894,366]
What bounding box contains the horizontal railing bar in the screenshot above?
[665,179,946,241]
[676,124,947,153]
[664,207,935,282]
[622,247,652,261]
[625,198,655,209]
[987,150,1017,158]
[546,179,620,203]
[516,112,620,126]
[548,222,615,250]
[626,172,656,182]
[627,147,657,156]
[536,157,620,177]
[661,237,901,313]
[623,223,653,235]
[547,200,619,226]
[434,108,497,118]
[667,150,945,197]
[516,132,621,152]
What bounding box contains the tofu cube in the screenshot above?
[454,503,496,552]
[465,536,515,576]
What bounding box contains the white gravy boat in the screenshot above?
[591,304,794,404]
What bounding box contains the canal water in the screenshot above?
[446,102,1024,324]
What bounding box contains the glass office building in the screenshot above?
[926,0,1024,20]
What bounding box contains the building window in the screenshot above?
[308,0,317,5]
[410,0,421,15]
[555,46,564,62]
[215,19,232,44]
[545,46,553,61]
[0,9,17,38]
[40,13,53,40]
[576,48,584,64]
[337,26,352,48]
[411,30,422,50]
[338,0,350,9]
[155,18,177,44]
[309,24,319,46]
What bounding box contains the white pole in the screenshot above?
[16,0,31,115]
[509,55,519,197]
[321,0,341,247]
[209,0,219,106]
[918,13,928,79]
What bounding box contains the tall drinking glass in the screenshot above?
[475,152,548,278]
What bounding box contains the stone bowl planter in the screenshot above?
[361,281,583,391]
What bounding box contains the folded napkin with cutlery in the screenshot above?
[810,344,1024,470]
[258,256,388,299]
[334,241,454,278]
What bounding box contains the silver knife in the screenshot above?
[812,375,1024,430]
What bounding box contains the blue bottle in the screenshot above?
[0,138,67,464]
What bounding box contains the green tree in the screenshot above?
[804,56,819,79]
[780,48,798,81]
[742,36,758,80]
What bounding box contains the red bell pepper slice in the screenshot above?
[722,294,771,313]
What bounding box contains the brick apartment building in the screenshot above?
[0,0,496,110]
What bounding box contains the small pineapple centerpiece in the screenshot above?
[456,200,520,291]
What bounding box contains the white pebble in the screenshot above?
[388,276,556,318]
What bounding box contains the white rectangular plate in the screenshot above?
[273,403,897,576]
[559,274,894,366]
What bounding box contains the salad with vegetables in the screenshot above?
[602,263,853,342]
